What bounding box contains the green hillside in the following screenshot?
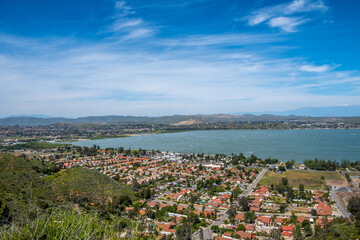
[0,154,59,222]
[47,167,135,205]
[0,154,135,223]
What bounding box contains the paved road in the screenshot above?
[193,168,268,240]
[240,168,268,197]
[329,188,351,218]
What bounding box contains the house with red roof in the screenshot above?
[282,231,292,238]
[244,224,255,232]
[275,217,288,225]
[235,213,245,221]
[316,203,332,216]
[256,216,271,226]
[297,216,310,224]
[281,225,294,232]
[177,205,185,212]
[317,217,332,226]
[233,231,255,239]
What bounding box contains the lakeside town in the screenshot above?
[2,141,360,240]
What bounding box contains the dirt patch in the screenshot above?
[336,192,360,209]
[325,174,348,187]
[171,119,198,126]
[351,177,360,187]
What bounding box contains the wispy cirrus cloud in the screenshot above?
[0,31,359,117]
[160,33,284,47]
[244,0,328,32]
[268,16,308,32]
[113,19,143,30]
[300,64,331,72]
[0,0,359,117]
[109,1,155,40]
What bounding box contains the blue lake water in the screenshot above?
[68,129,360,162]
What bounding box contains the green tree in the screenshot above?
[211,225,219,233]
[294,224,303,240]
[238,197,249,211]
[286,160,295,169]
[269,228,282,240]
[131,178,140,192]
[198,164,203,171]
[286,187,295,201]
[303,223,313,237]
[311,209,317,216]
[237,224,245,231]
[348,196,360,215]
[299,183,305,199]
[244,211,256,223]
[176,223,192,240]
[227,206,236,219]
[279,203,287,213]
[282,177,289,186]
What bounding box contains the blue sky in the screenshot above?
[0,0,359,117]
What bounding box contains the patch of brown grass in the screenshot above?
[260,171,343,190]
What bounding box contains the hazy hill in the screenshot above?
[2,106,360,126]
[280,106,360,117]
[0,114,314,126]
[233,105,360,117]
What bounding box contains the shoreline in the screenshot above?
[68,127,360,141]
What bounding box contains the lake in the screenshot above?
[67,129,360,162]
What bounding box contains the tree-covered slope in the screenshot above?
[0,154,134,224]
[0,154,59,222]
[47,167,135,204]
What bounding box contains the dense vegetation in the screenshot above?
[304,158,360,171]
[0,154,138,239]
[1,141,71,151]
[0,210,131,240]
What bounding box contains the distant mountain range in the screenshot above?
[1,106,359,126]
[6,114,54,118]
[0,114,351,127]
[0,114,296,126]
[232,105,360,117]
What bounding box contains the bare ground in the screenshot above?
[336,192,360,209]
[325,174,349,187]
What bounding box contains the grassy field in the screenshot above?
[259,170,343,190]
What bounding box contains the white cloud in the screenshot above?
[114,1,135,17]
[115,1,126,9]
[110,1,154,40]
[286,0,328,14]
[113,19,143,31]
[268,17,308,32]
[248,13,271,26]
[161,33,283,47]
[300,64,330,72]
[245,0,328,32]
[123,28,154,40]
[1,32,359,117]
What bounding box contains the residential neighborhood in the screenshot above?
[34,147,352,240]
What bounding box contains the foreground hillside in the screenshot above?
[47,167,135,205]
[0,154,137,239]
